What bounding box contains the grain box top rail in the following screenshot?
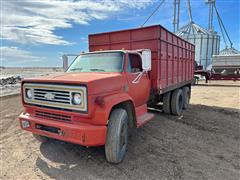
[88,24,194,48]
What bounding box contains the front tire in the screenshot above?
[105,108,128,164]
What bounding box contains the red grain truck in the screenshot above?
[19,25,194,163]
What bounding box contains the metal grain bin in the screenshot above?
[176,22,220,70]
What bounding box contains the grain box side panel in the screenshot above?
[159,39,167,90]
[89,34,109,46]
[179,46,183,82]
[108,42,131,51]
[110,31,131,44]
[167,43,173,86]
[173,45,178,84]
[131,26,159,42]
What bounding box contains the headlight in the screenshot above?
[26,88,33,99]
[72,93,82,105]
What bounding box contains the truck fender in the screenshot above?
[103,93,135,124]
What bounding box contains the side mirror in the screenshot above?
[62,55,68,71]
[141,49,151,71]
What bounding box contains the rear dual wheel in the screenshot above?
[163,92,171,114]
[163,87,189,116]
[171,89,184,115]
[182,87,190,109]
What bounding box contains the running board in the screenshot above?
[136,113,155,128]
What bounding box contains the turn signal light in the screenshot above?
[95,96,105,106]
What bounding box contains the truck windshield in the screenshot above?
[67,52,123,73]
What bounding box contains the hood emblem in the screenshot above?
[44,92,55,100]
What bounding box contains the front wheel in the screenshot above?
[105,108,128,164]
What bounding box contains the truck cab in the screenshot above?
[19,49,154,163]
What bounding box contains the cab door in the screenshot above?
[126,53,150,107]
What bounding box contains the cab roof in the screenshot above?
[81,49,149,55]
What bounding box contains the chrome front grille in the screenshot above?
[23,83,87,112]
[35,110,72,122]
[33,89,71,104]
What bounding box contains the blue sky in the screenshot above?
[1,0,239,67]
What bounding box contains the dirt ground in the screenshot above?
[1,81,239,180]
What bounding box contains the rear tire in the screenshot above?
[171,89,183,115]
[105,108,128,164]
[182,87,190,110]
[163,92,171,114]
[32,133,48,143]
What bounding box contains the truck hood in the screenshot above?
[22,72,124,95]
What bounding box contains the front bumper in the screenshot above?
[19,112,107,146]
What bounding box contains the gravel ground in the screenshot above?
[0,81,239,180]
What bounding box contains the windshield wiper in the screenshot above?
[69,68,82,71]
[90,68,105,72]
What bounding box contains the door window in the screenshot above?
[128,54,143,73]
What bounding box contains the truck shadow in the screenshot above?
[36,141,108,179]
[36,115,184,179]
